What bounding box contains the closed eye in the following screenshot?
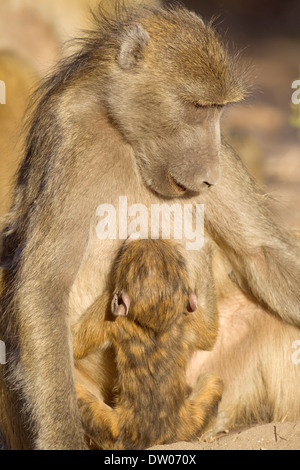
[194,103,224,110]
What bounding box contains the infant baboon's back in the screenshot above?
[73,238,223,449]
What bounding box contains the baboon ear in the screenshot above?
[111,290,131,316]
[185,292,198,313]
[117,23,149,70]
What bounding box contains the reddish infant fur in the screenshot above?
[73,238,222,450]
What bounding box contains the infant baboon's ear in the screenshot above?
[117,23,149,69]
[184,292,198,313]
[111,290,131,316]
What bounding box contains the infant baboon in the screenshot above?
[73,238,223,450]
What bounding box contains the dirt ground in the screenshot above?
[150,422,300,451]
[1,421,299,451]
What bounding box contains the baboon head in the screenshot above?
[102,6,246,197]
[111,238,197,332]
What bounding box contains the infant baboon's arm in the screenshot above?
[185,305,219,352]
[185,244,219,352]
[72,290,113,360]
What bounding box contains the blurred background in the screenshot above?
[0,0,299,227]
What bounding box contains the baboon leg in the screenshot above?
[178,373,223,441]
[76,383,120,450]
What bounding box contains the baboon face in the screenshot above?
[105,7,245,197]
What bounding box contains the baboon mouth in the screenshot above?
[167,173,187,194]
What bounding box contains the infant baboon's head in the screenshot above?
[111,238,197,332]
